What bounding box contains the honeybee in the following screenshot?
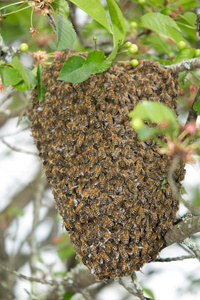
[93,208,101,218]
[76,203,83,213]
[112,134,118,146]
[98,147,106,160]
[122,230,129,245]
[94,132,103,144]
[103,216,114,228]
[113,195,123,206]
[135,230,140,243]
[100,193,108,205]
[75,222,82,232]
[107,204,114,216]
[80,214,87,223]
[101,251,110,263]
[104,230,111,241]
[119,246,128,259]
[99,176,105,189]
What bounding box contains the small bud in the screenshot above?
[188,97,194,104]
[189,85,196,92]
[93,36,97,41]
[185,123,197,135]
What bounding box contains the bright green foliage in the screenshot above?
[139,13,185,43]
[174,48,195,63]
[129,101,179,140]
[58,50,112,83]
[52,0,69,19]
[0,67,21,88]
[11,56,30,89]
[68,0,112,33]
[106,0,126,46]
[193,100,200,116]
[56,14,77,51]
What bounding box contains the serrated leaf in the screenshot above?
[139,13,185,43]
[58,50,112,83]
[68,0,111,34]
[11,56,30,89]
[0,66,21,88]
[129,101,179,137]
[52,0,69,18]
[106,0,126,46]
[56,14,76,51]
[142,35,171,56]
[193,100,200,115]
[173,48,195,64]
[180,12,196,27]
[37,65,46,102]
[25,69,37,90]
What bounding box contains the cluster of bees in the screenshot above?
[28,50,185,280]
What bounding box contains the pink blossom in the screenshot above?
[185,123,198,135]
[188,97,194,104]
[54,51,62,58]
[189,85,196,92]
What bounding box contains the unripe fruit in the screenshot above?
[125,42,132,48]
[20,43,29,51]
[130,118,144,129]
[128,44,138,54]
[93,36,97,41]
[138,0,145,5]
[177,41,186,50]
[130,22,138,29]
[130,59,139,66]
[195,49,200,57]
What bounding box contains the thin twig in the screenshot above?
[0,136,38,156]
[166,57,200,73]
[155,255,195,262]
[67,1,86,47]
[47,13,57,35]
[0,264,70,287]
[186,87,200,123]
[28,175,46,295]
[131,272,151,300]
[118,277,139,297]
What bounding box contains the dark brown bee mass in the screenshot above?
[28,50,185,280]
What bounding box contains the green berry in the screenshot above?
[177,41,186,50]
[138,0,146,5]
[130,22,138,29]
[125,42,132,48]
[128,44,138,54]
[20,43,29,51]
[194,49,200,57]
[130,59,139,66]
[130,118,144,130]
[93,36,97,41]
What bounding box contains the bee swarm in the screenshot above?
[28,50,185,280]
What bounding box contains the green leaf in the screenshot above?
[106,0,126,46]
[178,71,187,84]
[63,291,74,300]
[68,0,112,33]
[142,35,172,56]
[193,100,200,115]
[180,12,196,27]
[173,48,195,64]
[14,80,29,92]
[56,14,76,51]
[0,66,21,88]
[129,101,179,137]
[11,56,30,89]
[139,13,185,43]
[52,0,69,18]
[7,207,24,216]
[37,65,46,102]
[146,0,164,6]
[143,287,155,299]
[58,245,75,261]
[25,69,37,90]
[58,50,112,83]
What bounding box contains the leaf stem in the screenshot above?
[0,1,24,11]
[1,5,30,17]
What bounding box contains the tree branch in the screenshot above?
[165,214,200,246]
[166,57,200,73]
[186,87,200,123]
